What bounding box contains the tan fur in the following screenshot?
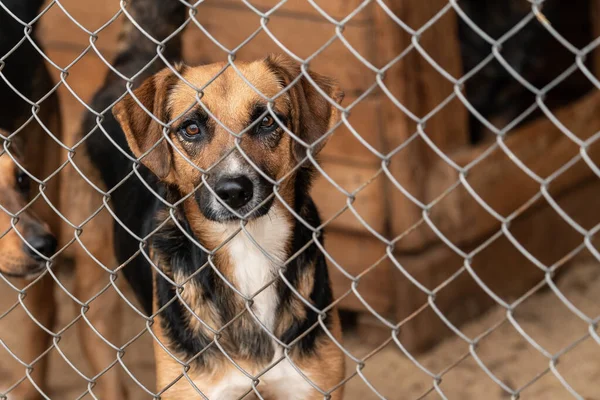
[274,262,314,339]
[0,138,53,278]
[152,298,232,400]
[295,311,345,399]
[175,269,222,335]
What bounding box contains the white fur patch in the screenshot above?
[195,207,318,400]
[223,207,291,332]
[222,155,244,176]
[261,358,315,400]
[203,369,253,399]
[202,359,314,400]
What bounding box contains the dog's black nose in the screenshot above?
[214,176,254,209]
[25,234,57,262]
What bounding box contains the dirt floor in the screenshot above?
[0,257,597,399]
[340,259,600,400]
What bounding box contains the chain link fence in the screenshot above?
[0,0,600,399]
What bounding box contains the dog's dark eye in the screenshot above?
[179,122,204,140]
[256,115,278,134]
[185,124,200,136]
[261,115,275,128]
[16,171,30,194]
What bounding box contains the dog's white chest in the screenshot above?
[225,208,291,332]
[203,359,314,400]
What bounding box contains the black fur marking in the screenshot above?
[277,173,333,355]
[152,212,217,362]
[83,1,187,314]
[152,205,276,364]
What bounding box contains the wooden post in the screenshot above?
[374,0,470,250]
[327,231,393,315]
[395,177,600,351]
[418,90,600,249]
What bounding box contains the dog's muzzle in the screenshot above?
[196,156,273,222]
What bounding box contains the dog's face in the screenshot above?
[114,55,343,222]
[0,147,56,277]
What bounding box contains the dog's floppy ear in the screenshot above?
[265,54,344,163]
[113,68,177,181]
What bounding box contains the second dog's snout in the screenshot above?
[25,233,57,261]
[214,176,254,209]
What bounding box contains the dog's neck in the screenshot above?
[203,205,293,332]
[152,187,333,367]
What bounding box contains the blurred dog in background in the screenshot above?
[0,0,62,398]
[0,144,56,279]
[0,0,131,398]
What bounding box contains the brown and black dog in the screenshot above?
[108,56,346,398]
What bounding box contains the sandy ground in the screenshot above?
[0,259,599,399]
[341,259,600,400]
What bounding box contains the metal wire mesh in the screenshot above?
[0,0,599,399]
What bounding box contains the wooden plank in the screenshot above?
[38,0,123,53]
[43,5,381,157]
[326,231,393,314]
[374,0,469,249]
[320,96,384,165]
[40,1,374,91]
[401,90,600,251]
[217,0,371,22]
[184,5,374,92]
[43,0,122,28]
[393,177,600,352]
[40,0,372,59]
[312,161,386,234]
[355,313,392,347]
